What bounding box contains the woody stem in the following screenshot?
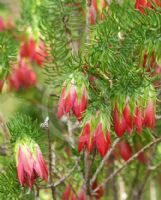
[93,136,161,194]
[84,149,96,199]
[47,125,56,200]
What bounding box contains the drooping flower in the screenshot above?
[123,103,133,133]
[57,74,88,121]
[15,139,48,188]
[134,105,143,134]
[113,84,156,136]
[20,37,47,67]
[135,0,151,14]
[78,111,111,157]
[144,99,155,128]
[8,60,36,91]
[113,104,126,137]
[118,140,133,161]
[135,0,161,14]
[113,101,133,137]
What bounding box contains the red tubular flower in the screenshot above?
[78,112,111,157]
[113,105,126,137]
[95,123,111,157]
[57,79,88,121]
[135,0,161,13]
[0,80,3,92]
[144,99,155,128]
[134,106,143,134]
[33,41,48,66]
[78,122,93,154]
[20,38,35,59]
[57,85,66,118]
[20,38,47,66]
[16,142,48,188]
[123,104,133,134]
[118,140,133,161]
[135,0,151,14]
[34,145,48,181]
[8,61,36,91]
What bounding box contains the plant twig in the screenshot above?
[46,118,56,200]
[40,158,79,189]
[91,138,120,185]
[93,136,161,193]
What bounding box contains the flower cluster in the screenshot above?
[78,111,111,157]
[15,139,48,188]
[113,85,156,137]
[135,0,161,14]
[7,35,47,91]
[20,37,47,67]
[8,60,36,91]
[57,74,89,121]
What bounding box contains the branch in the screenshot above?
[45,117,56,200]
[39,159,79,189]
[93,136,161,193]
[90,138,120,184]
[84,149,96,197]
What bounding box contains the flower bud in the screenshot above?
[15,139,48,188]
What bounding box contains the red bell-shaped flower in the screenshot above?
[20,37,47,67]
[118,139,133,161]
[123,103,133,134]
[8,60,37,91]
[144,99,155,128]
[134,106,143,134]
[135,0,151,14]
[16,140,48,188]
[113,104,126,137]
[135,0,161,14]
[78,112,111,157]
[57,75,88,121]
